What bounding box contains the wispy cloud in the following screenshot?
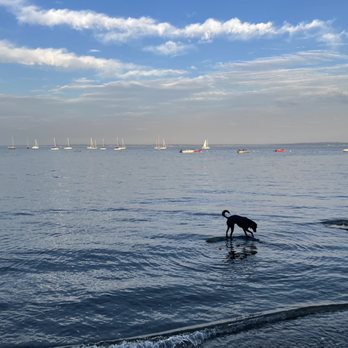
[2,48,347,144]
[217,50,348,71]
[0,0,338,45]
[318,31,348,46]
[144,41,192,56]
[49,50,348,104]
[0,0,23,7]
[0,40,185,78]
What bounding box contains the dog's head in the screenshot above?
[251,222,257,232]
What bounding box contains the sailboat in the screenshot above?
[8,136,16,150]
[32,139,39,150]
[100,139,107,150]
[114,137,126,151]
[64,138,72,150]
[154,137,167,150]
[50,137,60,150]
[87,137,97,150]
[202,139,210,150]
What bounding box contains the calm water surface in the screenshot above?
[0,144,347,347]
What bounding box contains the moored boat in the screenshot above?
[154,137,167,150]
[87,137,97,150]
[201,139,210,150]
[180,149,203,154]
[100,139,107,150]
[237,148,250,154]
[50,137,60,151]
[64,138,72,150]
[8,136,16,150]
[32,139,39,150]
[114,138,126,150]
[274,148,285,152]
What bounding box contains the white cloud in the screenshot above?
[217,50,348,71]
[0,40,185,78]
[279,19,328,35]
[0,0,338,44]
[178,18,275,41]
[14,4,175,42]
[144,41,191,56]
[318,31,348,47]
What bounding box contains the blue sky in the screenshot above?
[0,0,348,145]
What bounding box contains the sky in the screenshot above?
[0,0,348,145]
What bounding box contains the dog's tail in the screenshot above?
[222,210,231,218]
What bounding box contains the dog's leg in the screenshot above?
[243,229,249,239]
[229,224,235,239]
[226,226,230,238]
[247,229,254,238]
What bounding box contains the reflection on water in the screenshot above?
[224,239,258,262]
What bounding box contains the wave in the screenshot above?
[321,219,348,231]
[0,210,35,218]
[74,302,348,348]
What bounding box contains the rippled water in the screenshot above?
[0,144,347,347]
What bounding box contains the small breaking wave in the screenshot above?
[72,302,348,348]
[321,219,348,231]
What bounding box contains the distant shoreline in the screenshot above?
[2,142,348,147]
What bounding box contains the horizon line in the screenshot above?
[2,141,347,147]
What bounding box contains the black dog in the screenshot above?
[222,210,257,239]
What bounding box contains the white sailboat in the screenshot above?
[202,139,210,150]
[114,137,126,151]
[32,139,39,150]
[51,137,60,150]
[64,138,72,150]
[100,139,107,150]
[8,136,16,150]
[154,137,167,150]
[87,137,97,150]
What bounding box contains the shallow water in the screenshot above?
[0,144,347,347]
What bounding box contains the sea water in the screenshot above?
[0,143,347,347]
